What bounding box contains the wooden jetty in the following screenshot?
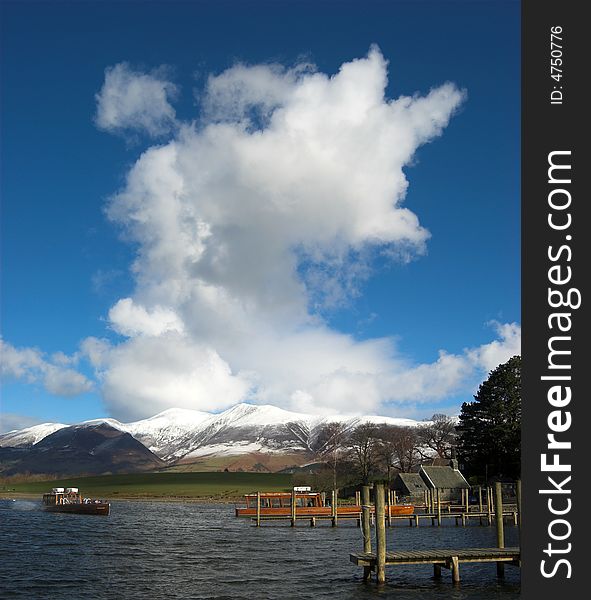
[243,488,412,527]
[350,547,521,584]
[244,483,518,528]
[350,481,522,585]
[388,509,518,527]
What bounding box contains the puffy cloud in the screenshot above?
[86,47,489,419]
[98,333,251,421]
[79,337,111,369]
[95,63,178,137]
[0,339,93,397]
[43,46,518,421]
[0,339,45,379]
[108,298,185,337]
[42,366,92,397]
[467,321,522,373]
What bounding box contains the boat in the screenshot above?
[42,487,110,516]
[235,487,414,518]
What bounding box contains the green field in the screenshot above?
[1,471,294,500]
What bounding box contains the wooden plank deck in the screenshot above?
[351,547,520,583]
[350,547,520,567]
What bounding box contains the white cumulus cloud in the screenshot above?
[86,46,502,420]
[97,333,251,421]
[0,338,93,397]
[95,63,178,137]
[7,46,517,421]
[109,298,185,337]
[467,321,522,373]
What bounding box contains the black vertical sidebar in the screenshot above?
[522,0,589,597]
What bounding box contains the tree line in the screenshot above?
[294,414,457,490]
[294,355,521,490]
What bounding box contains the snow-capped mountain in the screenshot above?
[0,422,68,448]
[0,403,424,464]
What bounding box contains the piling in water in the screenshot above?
[494,482,505,578]
[375,483,386,584]
[361,485,372,581]
[331,489,338,527]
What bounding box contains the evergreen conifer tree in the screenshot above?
[457,355,521,479]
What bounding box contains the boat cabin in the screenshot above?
[244,491,324,509]
[42,487,82,506]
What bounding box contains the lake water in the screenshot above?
[0,499,520,599]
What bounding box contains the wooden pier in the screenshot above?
[244,481,519,529]
[388,510,518,527]
[350,547,521,584]
[250,509,517,527]
[351,481,521,585]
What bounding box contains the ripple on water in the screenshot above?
[0,500,520,599]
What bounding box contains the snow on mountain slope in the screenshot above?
[0,423,68,448]
[0,403,427,462]
[124,408,213,461]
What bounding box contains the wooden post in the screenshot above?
[361,485,372,553]
[423,490,428,512]
[478,486,483,513]
[331,489,338,527]
[495,482,505,578]
[487,486,492,525]
[386,489,391,527]
[465,487,469,513]
[361,484,372,580]
[436,488,442,526]
[310,517,316,527]
[434,564,442,579]
[321,491,326,507]
[375,483,386,584]
[355,490,361,506]
[291,489,296,527]
[256,491,261,527]
[451,556,460,583]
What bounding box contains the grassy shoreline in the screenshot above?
[1,471,294,503]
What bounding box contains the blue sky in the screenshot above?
[0,0,520,430]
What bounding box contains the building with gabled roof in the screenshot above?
[419,462,470,502]
[391,472,428,501]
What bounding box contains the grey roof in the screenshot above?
[419,466,470,490]
[396,473,428,492]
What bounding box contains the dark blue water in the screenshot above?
[0,500,520,599]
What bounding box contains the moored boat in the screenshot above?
[42,487,110,516]
[235,487,414,518]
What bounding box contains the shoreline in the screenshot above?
[1,492,242,504]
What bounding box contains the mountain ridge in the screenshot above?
[0,403,427,466]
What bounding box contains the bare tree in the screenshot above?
[419,414,457,459]
[388,426,423,473]
[314,422,349,489]
[348,423,380,483]
[375,424,400,483]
